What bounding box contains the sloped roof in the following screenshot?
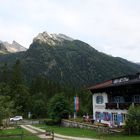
[88,73,140,92]
[88,80,112,90]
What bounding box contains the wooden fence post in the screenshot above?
[21,129,23,140]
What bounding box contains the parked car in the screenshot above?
[10,116,23,121]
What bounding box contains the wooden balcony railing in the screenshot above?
[105,102,140,110]
[105,103,118,109]
[119,103,132,109]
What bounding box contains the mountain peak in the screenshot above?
[0,40,27,53]
[11,40,27,52]
[33,31,74,45]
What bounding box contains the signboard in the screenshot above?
[95,105,105,109]
[113,77,129,84]
[28,112,31,119]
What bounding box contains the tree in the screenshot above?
[0,82,11,96]
[11,60,23,90]
[125,105,140,135]
[48,93,70,123]
[0,95,14,128]
[9,60,31,116]
[31,98,47,118]
[12,84,30,115]
[1,63,9,84]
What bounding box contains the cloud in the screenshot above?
[0,0,140,62]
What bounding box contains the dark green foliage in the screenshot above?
[0,83,11,96]
[29,76,63,118]
[77,89,92,115]
[0,95,14,126]
[9,60,30,116]
[30,99,47,118]
[41,118,58,125]
[1,63,9,83]
[12,84,30,115]
[30,76,61,100]
[29,76,92,118]
[125,105,140,135]
[48,93,70,122]
[10,59,23,90]
[0,83,14,126]
[0,39,140,88]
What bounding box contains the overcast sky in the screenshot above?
[0,0,140,62]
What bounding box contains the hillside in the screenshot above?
[0,32,140,88]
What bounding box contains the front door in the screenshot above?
[112,113,118,125]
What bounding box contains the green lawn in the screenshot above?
[0,127,41,140]
[102,134,140,140]
[35,124,140,140]
[35,124,98,138]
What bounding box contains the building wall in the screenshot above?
[92,92,108,119]
[92,93,127,127]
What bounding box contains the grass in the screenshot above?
[35,124,140,140]
[102,134,140,140]
[35,124,99,138]
[0,127,41,140]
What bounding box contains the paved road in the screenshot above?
[21,125,98,140]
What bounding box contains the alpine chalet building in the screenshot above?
[89,73,140,127]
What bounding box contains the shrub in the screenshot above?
[48,93,70,124]
[42,119,58,125]
[125,105,140,135]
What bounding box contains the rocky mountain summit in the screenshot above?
[33,31,74,46]
[0,40,27,54]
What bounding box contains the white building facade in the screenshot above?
[89,74,140,127]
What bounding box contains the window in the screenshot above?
[133,95,140,103]
[103,112,110,121]
[95,112,100,120]
[112,113,118,125]
[114,96,124,103]
[96,96,104,104]
[122,113,127,123]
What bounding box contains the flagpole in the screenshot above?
[74,111,77,119]
[74,96,76,119]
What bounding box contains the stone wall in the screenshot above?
[61,119,111,134]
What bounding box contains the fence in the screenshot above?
[0,131,54,140]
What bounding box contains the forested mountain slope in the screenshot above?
[0,32,139,88]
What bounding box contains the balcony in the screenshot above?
[105,102,140,110]
[105,103,118,109]
[119,103,132,109]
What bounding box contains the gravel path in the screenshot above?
[20,125,98,140]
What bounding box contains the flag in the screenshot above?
[74,96,79,112]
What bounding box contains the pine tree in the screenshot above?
[1,63,9,84]
[10,60,31,116]
[11,60,23,90]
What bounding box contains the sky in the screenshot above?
[0,0,140,62]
